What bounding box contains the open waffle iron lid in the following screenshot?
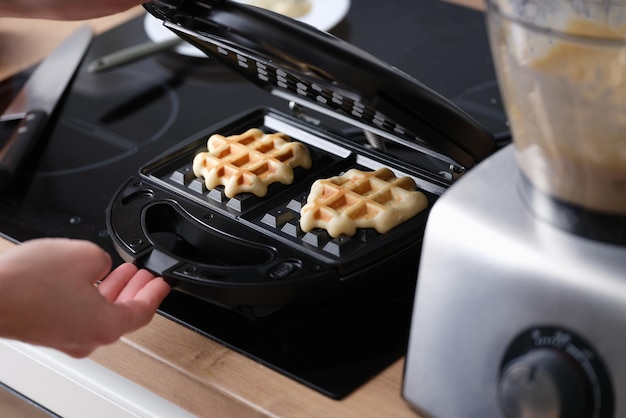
[143,0,497,172]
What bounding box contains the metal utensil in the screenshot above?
[0,25,93,188]
[87,37,183,73]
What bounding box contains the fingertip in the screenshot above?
[102,275,171,336]
[112,262,140,276]
[145,276,172,303]
[151,275,170,288]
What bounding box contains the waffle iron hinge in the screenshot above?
[285,97,465,183]
[446,164,465,181]
[289,101,387,153]
[288,101,321,126]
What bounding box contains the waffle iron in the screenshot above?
[106,0,497,306]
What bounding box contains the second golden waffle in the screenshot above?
[300,168,429,238]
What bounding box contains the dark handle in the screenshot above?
[107,180,340,305]
[0,110,47,188]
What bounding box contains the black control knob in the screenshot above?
[499,348,590,418]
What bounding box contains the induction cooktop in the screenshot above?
[0,0,507,399]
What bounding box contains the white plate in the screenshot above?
[143,0,351,57]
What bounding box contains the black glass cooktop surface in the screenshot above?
[0,0,506,399]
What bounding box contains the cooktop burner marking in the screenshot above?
[34,69,179,177]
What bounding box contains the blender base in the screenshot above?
[402,145,623,418]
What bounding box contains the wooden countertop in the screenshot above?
[0,1,484,416]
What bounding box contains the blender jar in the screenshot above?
[486,0,626,242]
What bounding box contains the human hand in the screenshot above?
[0,238,170,357]
[0,0,143,20]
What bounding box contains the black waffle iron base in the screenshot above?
[107,108,435,307]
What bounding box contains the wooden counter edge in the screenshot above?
[90,315,420,417]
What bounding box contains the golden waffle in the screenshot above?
[192,128,312,198]
[300,168,428,237]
